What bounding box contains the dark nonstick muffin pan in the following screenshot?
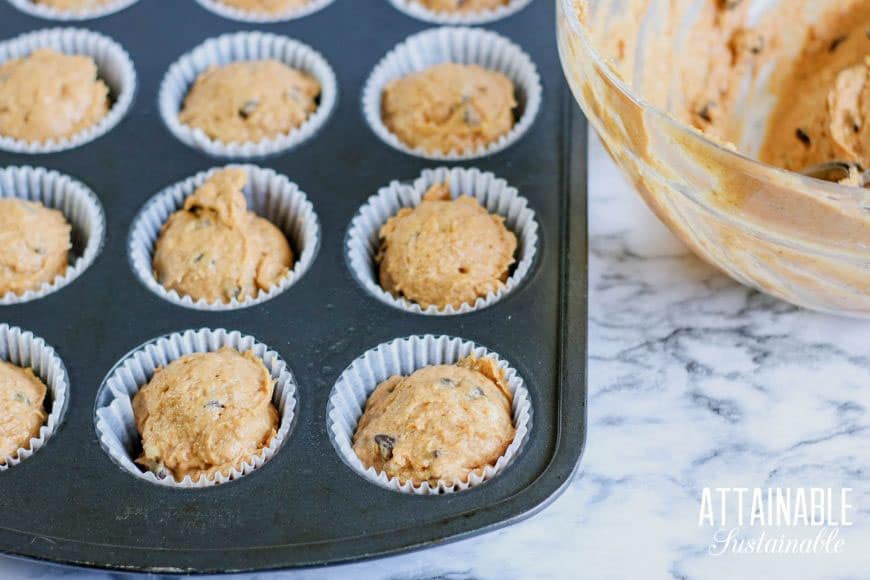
[0,0,588,572]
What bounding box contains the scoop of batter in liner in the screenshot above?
[216,0,309,13]
[0,48,109,143]
[377,182,517,310]
[352,355,515,486]
[0,198,71,297]
[152,167,294,304]
[132,347,279,483]
[179,60,320,144]
[33,0,114,10]
[416,0,510,12]
[381,63,517,155]
[0,360,48,465]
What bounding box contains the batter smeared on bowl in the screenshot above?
[352,355,515,486]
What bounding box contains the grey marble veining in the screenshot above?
[2,134,868,580]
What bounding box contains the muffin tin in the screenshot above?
[0,0,588,573]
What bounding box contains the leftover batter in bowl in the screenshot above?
[179,60,320,144]
[352,355,515,486]
[0,360,47,464]
[559,0,870,315]
[132,347,279,483]
[381,63,517,155]
[152,167,294,304]
[377,182,517,310]
[0,198,71,297]
[0,48,109,143]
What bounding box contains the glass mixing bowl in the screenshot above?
[557,0,869,317]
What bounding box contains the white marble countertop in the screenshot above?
[4,133,869,580]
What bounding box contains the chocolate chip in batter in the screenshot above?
[374,434,395,460]
[239,99,259,119]
[193,253,205,264]
[829,35,848,53]
[204,400,225,412]
[720,0,742,10]
[469,386,486,399]
[13,392,30,406]
[795,128,812,147]
[697,102,717,124]
[440,377,456,387]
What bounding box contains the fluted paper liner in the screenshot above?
[7,0,140,21]
[0,28,136,154]
[386,0,534,25]
[0,324,69,470]
[195,0,335,23]
[327,334,532,494]
[347,166,538,315]
[129,165,320,311]
[362,26,541,160]
[0,166,106,305]
[94,328,298,488]
[159,31,337,158]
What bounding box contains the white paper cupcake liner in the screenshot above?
[128,164,320,311]
[0,324,69,471]
[159,31,338,159]
[94,328,299,488]
[347,166,538,315]
[386,0,534,25]
[195,0,335,23]
[327,334,532,495]
[0,28,137,154]
[6,0,140,21]
[362,26,541,161]
[0,166,106,305]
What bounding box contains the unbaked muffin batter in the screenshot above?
[179,60,320,144]
[381,63,517,155]
[377,182,517,309]
[416,0,509,12]
[0,198,71,297]
[0,48,109,143]
[132,347,279,483]
[216,0,309,13]
[32,0,114,9]
[0,360,47,464]
[152,167,293,304]
[352,356,515,486]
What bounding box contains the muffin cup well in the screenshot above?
[0,166,106,305]
[195,0,335,23]
[94,328,299,488]
[158,31,337,159]
[347,166,538,315]
[0,28,137,154]
[128,164,320,311]
[0,324,69,471]
[386,0,534,25]
[6,0,141,21]
[327,334,532,495]
[362,26,541,161]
